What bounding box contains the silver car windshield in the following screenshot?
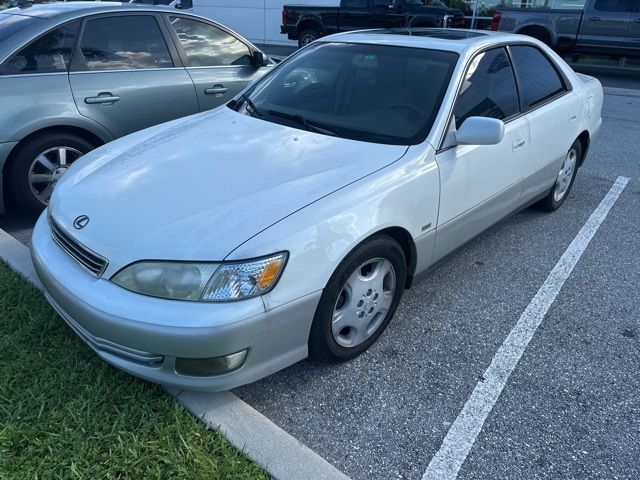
[236,42,458,145]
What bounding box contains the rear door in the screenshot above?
[578,0,634,51]
[69,13,198,139]
[627,0,640,49]
[338,0,373,31]
[369,0,405,29]
[508,45,579,200]
[164,15,268,112]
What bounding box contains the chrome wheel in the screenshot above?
[28,146,83,205]
[554,147,577,202]
[331,258,396,348]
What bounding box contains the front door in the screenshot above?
[434,47,529,260]
[579,0,633,51]
[164,15,268,112]
[69,13,198,139]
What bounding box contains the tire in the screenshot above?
[536,140,581,212]
[309,235,407,361]
[298,28,321,48]
[9,132,94,213]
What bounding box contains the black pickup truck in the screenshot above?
[281,0,465,47]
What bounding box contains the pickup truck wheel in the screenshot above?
[298,29,321,48]
[536,140,581,212]
[519,26,552,46]
[309,235,406,361]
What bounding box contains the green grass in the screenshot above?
[0,262,268,479]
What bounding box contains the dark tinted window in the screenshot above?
[4,20,78,75]
[343,0,368,6]
[239,43,458,145]
[594,0,634,12]
[79,16,173,71]
[454,47,519,128]
[169,17,251,67]
[510,45,566,109]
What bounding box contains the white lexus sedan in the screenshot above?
[32,29,603,391]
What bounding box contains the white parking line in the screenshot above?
[0,227,350,480]
[422,176,630,480]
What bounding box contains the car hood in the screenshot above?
[49,107,408,268]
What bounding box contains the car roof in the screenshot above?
[0,2,172,19]
[320,28,522,54]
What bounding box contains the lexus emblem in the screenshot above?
[73,215,90,230]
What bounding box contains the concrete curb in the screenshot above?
[0,227,350,480]
[603,86,640,98]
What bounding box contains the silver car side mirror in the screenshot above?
[455,117,505,146]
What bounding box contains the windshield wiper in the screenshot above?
[240,93,263,117]
[268,110,337,136]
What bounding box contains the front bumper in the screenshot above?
[31,213,321,391]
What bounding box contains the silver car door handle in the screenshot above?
[570,113,577,122]
[588,16,600,21]
[512,138,526,151]
[85,94,120,104]
[204,85,228,96]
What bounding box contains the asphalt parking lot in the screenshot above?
[1,74,638,480]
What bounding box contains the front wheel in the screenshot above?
[298,29,321,48]
[536,140,581,212]
[309,235,407,361]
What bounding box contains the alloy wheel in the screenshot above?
[28,146,83,205]
[554,147,577,202]
[331,258,396,348]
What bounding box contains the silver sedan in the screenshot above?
[32,29,603,391]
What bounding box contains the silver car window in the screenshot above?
[4,20,78,75]
[78,15,173,71]
[169,16,252,67]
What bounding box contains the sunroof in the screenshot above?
[365,29,487,40]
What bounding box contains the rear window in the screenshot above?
[236,42,458,145]
[0,13,35,40]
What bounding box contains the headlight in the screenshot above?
[111,253,287,302]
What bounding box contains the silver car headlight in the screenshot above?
[111,253,287,302]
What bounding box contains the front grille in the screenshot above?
[50,216,108,277]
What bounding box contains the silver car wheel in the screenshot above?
[331,258,396,348]
[553,147,577,202]
[29,146,83,205]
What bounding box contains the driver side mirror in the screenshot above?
[455,117,505,146]
[251,50,270,67]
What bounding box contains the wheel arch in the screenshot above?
[366,226,417,289]
[576,130,590,167]
[296,17,324,36]
[515,23,556,46]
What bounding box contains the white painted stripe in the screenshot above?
[422,176,630,480]
[0,227,350,480]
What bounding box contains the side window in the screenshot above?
[4,20,78,75]
[509,46,566,110]
[343,0,369,6]
[453,47,519,129]
[78,16,173,71]
[169,17,252,67]
[594,0,634,12]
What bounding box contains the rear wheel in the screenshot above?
[519,26,553,46]
[298,28,321,48]
[9,132,94,213]
[309,235,407,361]
[536,140,581,212]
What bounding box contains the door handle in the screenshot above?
[204,85,228,96]
[587,16,600,21]
[633,18,640,23]
[85,93,120,105]
[569,113,577,122]
[512,138,526,151]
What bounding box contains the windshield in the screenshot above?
[0,14,35,40]
[236,42,457,145]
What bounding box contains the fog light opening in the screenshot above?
[175,349,248,377]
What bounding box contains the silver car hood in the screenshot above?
[49,107,408,266]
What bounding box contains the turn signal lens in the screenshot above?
[258,258,284,289]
